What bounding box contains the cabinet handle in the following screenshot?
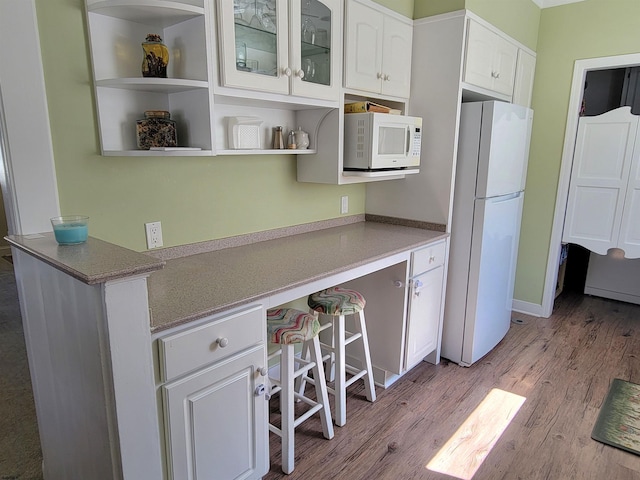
[257,366,268,376]
[296,69,305,79]
[216,337,229,348]
[384,74,390,81]
[491,71,501,79]
[393,280,405,288]
[283,67,292,77]
[377,72,384,79]
[429,256,436,264]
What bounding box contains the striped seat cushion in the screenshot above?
[267,308,319,345]
[307,287,366,316]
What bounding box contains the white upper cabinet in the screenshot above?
[563,107,640,258]
[463,19,518,97]
[513,49,536,108]
[344,0,413,99]
[85,0,216,156]
[216,0,341,102]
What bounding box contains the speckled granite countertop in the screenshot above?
[147,222,447,332]
[6,222,448,333]
[5,232,165,284]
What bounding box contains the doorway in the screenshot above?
[545,53,640,316]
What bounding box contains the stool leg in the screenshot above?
[295,340,310,397]
[308,335,334,440]
[355,310,377,403]
[315,312,335,382]
[334,314,347,427]
[281,344,295,474]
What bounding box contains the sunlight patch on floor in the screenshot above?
[426,388,526,480]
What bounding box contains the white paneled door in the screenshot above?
[563,107,640,258]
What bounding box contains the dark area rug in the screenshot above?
[0,260,43,479]
[592,378,640,455]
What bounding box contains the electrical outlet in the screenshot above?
[145,221,163,249]
[341,196,349,214]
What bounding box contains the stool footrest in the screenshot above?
[343,331,362,346]
[293,404,323,429]
[344,369,367,388]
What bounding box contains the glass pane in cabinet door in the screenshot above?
[234,0,278,77]
[300,0,331,86]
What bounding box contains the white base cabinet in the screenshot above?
[341,239,447,388]
[156,304,269,480]
[404,240,446,370]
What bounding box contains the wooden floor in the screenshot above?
[264,292,640,480]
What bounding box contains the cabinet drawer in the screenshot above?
[158,305,265,382]
[411,241,446,275]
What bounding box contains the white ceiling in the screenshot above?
[530,0,585,8]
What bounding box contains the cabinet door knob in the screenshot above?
[393,280,405,288]
[296,69,305,79]
[283,67,292,77]
[384,74,390,81]
[377,72,384,79]
[429,255,435,263]
[257,366,268,376]
[216,337,229,348]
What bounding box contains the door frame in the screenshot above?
[0,0,60,236]
[542,53,640,317]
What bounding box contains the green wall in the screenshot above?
[413,0,539,50]
[514,0,640,305]
[465,0,539,51]
[414,0,465,20]
[34,0,380,252]
[375,0,414,18]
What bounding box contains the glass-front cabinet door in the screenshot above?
[217,0,340,101]
[218,0,290,95]
[289,0,340,101]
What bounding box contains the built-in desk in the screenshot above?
[6,220,447,480]
[147,221,447,332]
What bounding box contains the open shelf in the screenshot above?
[87,0,204,26]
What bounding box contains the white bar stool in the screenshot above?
[304,287,376,427]
[266,307,334,475]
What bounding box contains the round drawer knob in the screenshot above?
[258,366,268,376]
[216,337,229,348]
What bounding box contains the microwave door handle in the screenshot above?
[405,126,410,156]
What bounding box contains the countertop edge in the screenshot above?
[6,234,165,285]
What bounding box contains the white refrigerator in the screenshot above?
[441,100,533,366]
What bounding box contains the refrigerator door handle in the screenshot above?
[489,191,522,203]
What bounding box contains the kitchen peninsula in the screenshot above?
[7,217,447,479]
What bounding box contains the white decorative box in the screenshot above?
[227,116,262,149]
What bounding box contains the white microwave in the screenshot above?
[343,112,422,171]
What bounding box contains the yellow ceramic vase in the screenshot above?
[141,34,169,78]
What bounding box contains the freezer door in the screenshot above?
[462,192,524,365]
[476,101,533,198]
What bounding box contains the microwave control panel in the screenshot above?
[412,128,422,157]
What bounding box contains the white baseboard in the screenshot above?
[512,299,544,317]
[584,287,640,306]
